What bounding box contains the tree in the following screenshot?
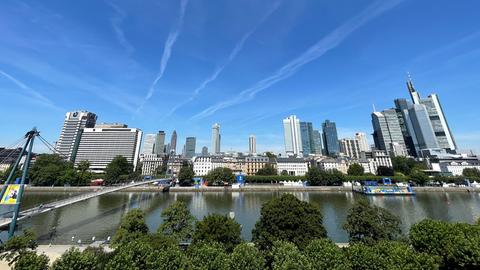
[205,167,234,186]
[410,219,480,269]
[304,239,351,270]
[256,164,277,176]
[187,241,229,270]
[105,240,153,270]
[280,170,288,176]
[271,241,312,270]
[463,168,480,178]
[306,167,344,186]
[305,166,323,185]
[265,152,277,158]
[252,194,327,250]
[29,154,74,186]
[104,155,132,184]
[13,251,49,270]
[343,198,401,245]
[0,229,38,267]
[76,160,91,186]
[50,247,99,270]
[111,209,149,247]
[192,214,242,252]
[348,163,364,176]
[155,163,168,177]
[410,170,428,186]
[158,200,196,242]
[377,166,394,176]
[228,243,266,270]
[178,163,194,186]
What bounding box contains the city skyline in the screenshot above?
[1,1,480,154]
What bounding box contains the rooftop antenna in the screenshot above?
[372,103,377,112]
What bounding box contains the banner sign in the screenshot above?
[1,184,21,204]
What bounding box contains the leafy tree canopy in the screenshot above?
[205,167,235,186]
[347,163,364,176]
[29,154,74,186]
[111,209,149,248]
[0,229,38,267]
[377,166,394,176]
[13,251,49,270]
[304,239,351,270]
[306,167,345,186]
[104,155,132,184]
[50,247,99,270]
[228,243,266,270]
[271,241,312,270]
[187,241,228,270]
[158,200,196,242]
[463,168,480,178]
[178,164,194,186]
[256,164,277,176]
[343,198,401,245]
[192,214,242,252]
[252,194,327,250]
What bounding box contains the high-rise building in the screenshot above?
[300,122,315,156]
[283,115,302,156]
[407,77,457,151]
[408,104,439,151]
[74,123,142,173]
[355,132,370,152]
[371,109,407,157]
[211,123,221,154]
[313,130,323,154]
[201,146,208,156]
[249,135,256,155]
[56,111,97,162]
[154,131,166,155]
[142,134,156,155]
[170,130,177,154]
[340,138,361,159]
[322,120,340,157]
[185,137,196,158]
[394,98,418,156]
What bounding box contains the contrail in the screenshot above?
[0,70,61,110]
[138,0,189,112]
[164,1,282,119]
[192,0,404,120]
[107,1,135,54]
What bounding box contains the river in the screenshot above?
[6,191,480,244]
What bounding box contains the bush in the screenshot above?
[192,214,242,252]
[343,198,401,245]
[13,251,49,270]
[252,194,327,250]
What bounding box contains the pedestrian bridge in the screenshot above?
[0,179,169,229]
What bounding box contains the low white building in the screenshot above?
[277,157,309,176]
[317,158,349,174]
[193,156,225,176]
[429,154,480,176]
[141,154,163,176]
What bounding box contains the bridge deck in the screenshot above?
[0,180,168,229]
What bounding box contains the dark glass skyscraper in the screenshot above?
[322,120,340,157]
[300,122,315,156]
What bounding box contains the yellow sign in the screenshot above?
[1,185,21,204]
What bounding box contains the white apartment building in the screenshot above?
[429,154,480,176]
[277,157,309,176]
[193,156,225,176]
[283,115,303,156]
[141,154,163,176]
[340,138,361,159]
[317,158,349,174]
[74,124,142,173]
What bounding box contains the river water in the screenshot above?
[7,191,480,244]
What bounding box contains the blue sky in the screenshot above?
[1,0,480,154]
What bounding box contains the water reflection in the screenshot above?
[8,191,480,244]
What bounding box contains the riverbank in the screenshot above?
[19,185,480,193]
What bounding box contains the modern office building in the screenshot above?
[300,122,315,156]
[211,123,221,154]
[142,134,156,155]
[371,109,407,157]
[154,131,166,156]
[322,120,340,157]
[313,130,323,155]
[185,137,196,158]
[170,130,177,154]
[355,132,370,152]
[56,111,97,162]
[74,123,142,173]
[249,135,256,155]
[283,115,302,156]
[201,146,208,156]
[394,98,419,156]
[340,138,361,159]
[407,77,457,151]
[408,104,439,150]
[276,157,309,176]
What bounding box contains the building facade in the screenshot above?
[74,124,142,173]
[322,120,340,157]
[340,138,361,159]
[141,154,163,176]
[185,137,196,158]
[313,130,323,154]
[371,109,407,157]
[355,132,370,152]
[300,122,316,156]
[276,157,309,176]
[170,130,177,154]
[283,115,302,156]
[142,134,156,155]
[154,131,166,156]
[249,135,256,155]
[56,111,97,162]
[245,156,273,176]
[211,123,221,154]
